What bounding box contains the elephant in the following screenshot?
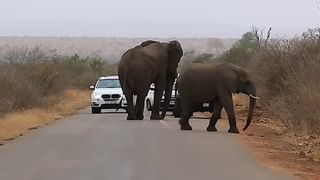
[178,62,259,133]
[118,40,183,120]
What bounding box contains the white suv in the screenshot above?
[90,76,127,114]
[145,82,177,112]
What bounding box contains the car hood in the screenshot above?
[93,88,124,95]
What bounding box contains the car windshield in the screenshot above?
[96,79,121,88]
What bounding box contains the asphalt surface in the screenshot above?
[0,109,295,180]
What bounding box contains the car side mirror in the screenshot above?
[149,83,155,91]
[89,85,95,90]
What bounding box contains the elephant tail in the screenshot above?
[121,76,135,94]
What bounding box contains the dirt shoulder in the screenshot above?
[202,97,320,180]
[0,89,90,144]
[236,105,320,180]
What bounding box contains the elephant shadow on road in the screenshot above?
[100,110,127,114]
[78,109,128,115]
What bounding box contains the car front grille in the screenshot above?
[112,94,121,98]
[102,94,111,99]
[102,94,121,100]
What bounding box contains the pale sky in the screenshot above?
[0,0,319,38]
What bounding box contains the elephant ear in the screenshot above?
[237,71,253,93]
[168,40,183,57]
[167,40,183,74]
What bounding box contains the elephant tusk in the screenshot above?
[249,94,261,99]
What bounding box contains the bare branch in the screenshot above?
[252,25,260,43]
[265,27,272,48]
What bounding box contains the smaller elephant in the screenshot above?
[178,63,259,133]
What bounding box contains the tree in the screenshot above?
[220,27,272,67]
[90,56,105,76]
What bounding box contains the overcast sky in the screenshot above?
[0,0,319,38]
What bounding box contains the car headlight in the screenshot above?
[120,94,126,101]
[92,93,102,98]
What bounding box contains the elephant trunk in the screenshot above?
[243,89,257,131]
[160,75,176,119]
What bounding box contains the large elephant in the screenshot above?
[178,63,259,133]
[118,40,183,120]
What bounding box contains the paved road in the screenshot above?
[0,109,294,180]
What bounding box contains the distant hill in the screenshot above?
[0,37,237,62]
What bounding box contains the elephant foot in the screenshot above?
[126,114,136,120]
[228,128,240,134]
[150,114,162,120]
[160,114,166,120]
[207,126,217,132]
[136,115,144,120]
[179,119,192,130]
[180,124,192,130]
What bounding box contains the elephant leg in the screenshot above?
[125,92,136,120]
[150,80,165,120]
[207,101,223,132]
[218,92,239,133]
[135,95,145,120]
[179,100,193,130]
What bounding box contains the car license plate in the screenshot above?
[202,103,209,107]
[170,101,175,105]
[105,101,116,104]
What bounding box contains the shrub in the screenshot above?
[0,47,118,116]
[248,28,320,133]
[218,27,320,134]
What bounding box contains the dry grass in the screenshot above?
[0,89,90,141]
[0,47,118,115]
[218,28,320,134]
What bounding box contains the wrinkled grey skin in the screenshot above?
[178,63,257,133]
[118,40,183,120]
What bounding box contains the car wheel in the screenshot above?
[173,97,182,118]
[146,100,152,111]
[91,107,101,114]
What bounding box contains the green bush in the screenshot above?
[219,31,259,67]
